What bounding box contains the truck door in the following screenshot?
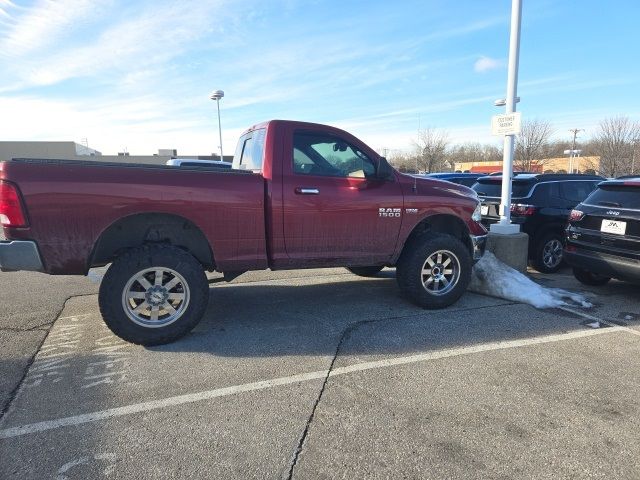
[281,129,404,265]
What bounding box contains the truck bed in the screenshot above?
[0,158,268,274]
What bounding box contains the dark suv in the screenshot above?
[472,174,604,272]
[564,177,640,285]
[422,172,485,187]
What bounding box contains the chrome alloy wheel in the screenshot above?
[420,250,460,296]
[121,267,191,328]
[542,239,563,269]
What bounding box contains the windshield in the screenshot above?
[472,179,533,198]
[585,185,640,209]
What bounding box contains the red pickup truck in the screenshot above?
[0,120,486,345]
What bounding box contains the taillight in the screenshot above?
[0,181,28,227]
[569,209,584,222]
[510,204,536,215]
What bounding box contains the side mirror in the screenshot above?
[377,157,396,181]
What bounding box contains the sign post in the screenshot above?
[483,0,530,273]
[490,0,523,235]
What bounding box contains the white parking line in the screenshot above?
[0,326,628,440]
[559,306,640,337]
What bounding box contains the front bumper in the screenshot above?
[564,246,640,283]
[470,234,488,261]
[0,241,44,272]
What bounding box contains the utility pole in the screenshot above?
[568,128,583,173]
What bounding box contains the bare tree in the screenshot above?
[590,116,640,177]
[447,142,502,170]
[514,119,554,171]
[413,128,449,173]
[388,152,418,173]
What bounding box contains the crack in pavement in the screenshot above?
[284,300,519,479]
[0,292,82,420]
[0,326,50,332]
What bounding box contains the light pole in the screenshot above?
[490,0,522,235]
[210,90,225,161]
[568,128,583,173]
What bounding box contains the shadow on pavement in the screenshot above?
[151,273,599,358]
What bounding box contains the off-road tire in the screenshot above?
[572,267,611,286]
[532,232,565,273]
[99,245,209,345]
[346,266,384,277]
[396,233,472,309]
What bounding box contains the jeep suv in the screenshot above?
[472,174,604,272]
[564,177,640,285]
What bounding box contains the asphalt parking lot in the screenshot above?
[1,267,639,479]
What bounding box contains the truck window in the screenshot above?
[293,132,375,178]
[232,128,266,172]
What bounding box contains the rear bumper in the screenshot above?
[0,241,44,272]
[470,234,487,261]
[564,247,640,283]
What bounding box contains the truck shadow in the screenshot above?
[151,272,605,358]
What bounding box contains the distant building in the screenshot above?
[0,141,233,166]
[454,156,600,175]
[0,141,101,160]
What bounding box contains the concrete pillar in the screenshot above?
[486,232,529,272]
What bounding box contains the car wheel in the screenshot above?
[572,267,611,286]
[346,266,384,277]
[533,232,564,273]
[396,233,471,309]
[99,244,209,345]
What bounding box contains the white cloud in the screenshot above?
[0,0,108,57]
[474,56,503,73]
[0,94,244,155]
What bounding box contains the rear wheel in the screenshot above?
[532,232,564,273]
[99,245,209,345]
[346,266,384,277]
[572,267,611,286]
[396,233,471,309]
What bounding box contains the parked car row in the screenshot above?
[430,171,639,287]
[471,173,603,273]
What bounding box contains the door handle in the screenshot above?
[295,187,320,195]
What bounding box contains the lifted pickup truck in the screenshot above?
[0,120,486,345]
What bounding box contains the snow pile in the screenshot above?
[469,251,592,308]
[87,269,104,284]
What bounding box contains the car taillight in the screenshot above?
[569,209,584,222]
[510,204,536,215]
[0,181,28,227]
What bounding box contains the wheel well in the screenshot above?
[401,214,472,258]
[530,224,565,251]
[89,213,214,270]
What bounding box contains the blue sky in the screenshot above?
[0,0,638,156]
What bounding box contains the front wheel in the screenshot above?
[572,267,611,286]
[396,233,472,309]
[98,245,209,345]
[532,232,564,273]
